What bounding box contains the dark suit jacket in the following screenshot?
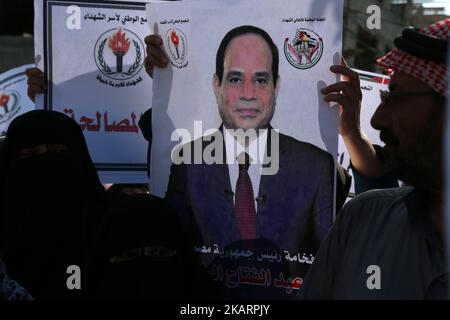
[166,127,335,270]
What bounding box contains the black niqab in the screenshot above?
[0,110,106,299]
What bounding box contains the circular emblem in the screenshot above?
[94,28,144,80]
[164,28,188,67]
[284,29,323,70]
[0,91,20,124]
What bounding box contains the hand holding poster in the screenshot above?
[148,0,343,299]
[338,68,390,197]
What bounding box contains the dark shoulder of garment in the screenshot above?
[138,108,152,178]
[138,108,152,143]
[352,145,399,195]
[297,187,447,299]
[0,259,33,300]
[336,164,352,212]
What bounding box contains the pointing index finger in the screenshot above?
[329,64,360,92]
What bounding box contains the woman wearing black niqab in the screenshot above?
[0,110,106,299]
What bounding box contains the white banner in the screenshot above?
[34,0,153,183]
[0,64,36,136]
[148,0,343,197]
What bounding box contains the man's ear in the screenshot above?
[212,74,221,99]
[274,76,280,99]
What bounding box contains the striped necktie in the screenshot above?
[234,152,256,239]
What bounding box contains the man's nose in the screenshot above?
[240,80,255,100]
[370,103,388,131]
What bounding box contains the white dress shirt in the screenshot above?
[224,126,268,210]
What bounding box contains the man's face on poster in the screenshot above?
[213,33,280,131]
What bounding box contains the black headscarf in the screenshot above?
[0,110,106,299]
[90,193,212,299]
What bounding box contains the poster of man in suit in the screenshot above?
[147,0,343,299]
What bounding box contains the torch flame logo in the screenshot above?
[107,28,132,73]
[0,94,10,113]
[108,28,131,55]
[171,31,180,45]
[170,30,181,59]
[0,94,9,107]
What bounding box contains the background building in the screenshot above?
[0,0,34,73]
[0,1,449,74]
[344,0,449,71]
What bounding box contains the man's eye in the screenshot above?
[228,77,242,84]
[255,78,268,85]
